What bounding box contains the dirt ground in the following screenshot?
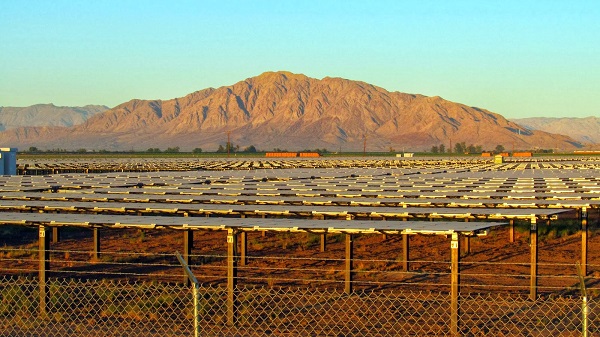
[1,209,599,296]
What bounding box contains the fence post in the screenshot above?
[38,225,50,318]
[227,228,238,326]
[450,232,460,336]
[581,207,588,276]
[176,252,200,337]
[529,216,538,301]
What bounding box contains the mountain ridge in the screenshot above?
[0,104,108,131]
[511,117,600,144]
[0,72,584,152]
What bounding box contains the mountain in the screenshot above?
[511,117,600,144]
[0,72,584,152]
[0,104,108,131]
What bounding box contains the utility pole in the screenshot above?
[227,131,231,158]
[363,135,367,158]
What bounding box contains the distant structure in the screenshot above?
[512,152,533,157]
[266,152,298,158]
[574,151,600,155]
[0,148,17,175]
[299,152,320,158]
[265,152,321,158]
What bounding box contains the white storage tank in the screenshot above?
[0,148,17,175]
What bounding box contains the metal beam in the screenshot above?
[402,233,409,272]
[92,228,100,260]
[320,233,326,252]
[183,230,193,286]
[52,227,60,243]
[509,219,515,243]
[240,232,247,266]
[463,218,470,255]
[581,207,588,276]
[463,236,471,255]
[345,234,354,294]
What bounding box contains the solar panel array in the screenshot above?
[5,158,593,231]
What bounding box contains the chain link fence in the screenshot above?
[1,275,598,336]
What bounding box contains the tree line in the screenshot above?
[430,143,506,154]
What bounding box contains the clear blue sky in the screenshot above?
[1,0,598,118]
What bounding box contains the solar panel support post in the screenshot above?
[227,228,238,326]
[402,233,410,272]
[581,207,588,276]
[450,232,460,336]
[240,232,247,266]
[183,230,193,286]
[92,228,100,260]
[345,233,354,294]
[509,219,515,243]
[38,225,50,318]
[52,227,60,243]
[320,233,326,252]
[463,218,470,255]
[530,217,538,301]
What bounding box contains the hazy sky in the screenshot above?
[1,0,598,118]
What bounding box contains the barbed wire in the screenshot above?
[2,254,598,277]
[0,266,593,292]
[2,247,599,293]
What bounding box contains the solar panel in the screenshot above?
[0,211,500,235]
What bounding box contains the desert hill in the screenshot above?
[511,117,600,144]
[0,72,583,152]
[0,104,108,131]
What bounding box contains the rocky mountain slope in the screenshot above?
[0,104,108,131]
[511,117,600,144]
[0,72,583,152]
